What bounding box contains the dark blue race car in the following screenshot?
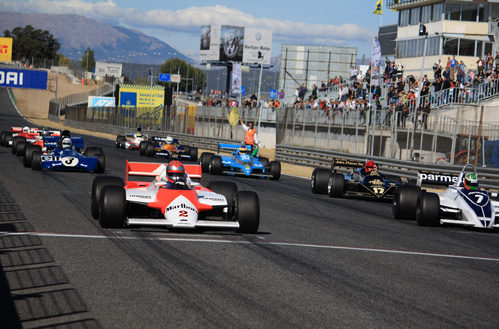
[199,143,281,180]
[311,158,402,200]
[29,136,105,173]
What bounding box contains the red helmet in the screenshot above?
[364,160,377,173]
[166,160,185,183]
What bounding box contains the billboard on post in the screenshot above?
[0,37,13,62]
[0,68,47,89]
[200,25,221,61]
[243,28,272,65]
[118,84,165,124]
[95,62,122,78]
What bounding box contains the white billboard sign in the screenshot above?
[200,25,221,61]
[243,28,272,65]
[95,61,122,78]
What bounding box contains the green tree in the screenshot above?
[159,58,205,92]
[57,54,71,67]
[81,47,95,72]
[3,25,60,63]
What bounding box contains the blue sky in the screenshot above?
[0,0,398,60]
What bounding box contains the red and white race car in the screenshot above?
[91,161,260,233]
[1,126,60,155]
[115,131,147,150]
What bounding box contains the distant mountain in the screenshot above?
[0,12,192,64]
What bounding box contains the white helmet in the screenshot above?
[166,136,174,144]
[22,126,30,132]
[61,137,72,149]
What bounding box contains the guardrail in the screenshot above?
[275,145,499,190]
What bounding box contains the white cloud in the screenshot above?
[0,0,374,46]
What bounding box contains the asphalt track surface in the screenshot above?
[1,88,499,328]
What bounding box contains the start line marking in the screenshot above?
[1,230,499,263]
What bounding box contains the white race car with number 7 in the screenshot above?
[91,161,260,233]
[393,164,499,229]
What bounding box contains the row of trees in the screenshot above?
[3,25,205,91]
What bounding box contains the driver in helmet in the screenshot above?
[22,126,30,133]
[463,173,479,190]
[238,143,249,155]
[166,136,175,145]
[134,127,143,139]
[157,160,190,189]
[61,137,72,150]
[361,160,378,176]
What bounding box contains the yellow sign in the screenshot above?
[187,105,197,134]
[0,37,13,62]
[119,84,165,124]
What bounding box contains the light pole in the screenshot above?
[256,52,264,129]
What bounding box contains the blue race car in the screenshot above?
[30,136,105,172]
[311,158,402,200]
[199,143,281,180]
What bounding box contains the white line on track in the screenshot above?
[1,230,499,262]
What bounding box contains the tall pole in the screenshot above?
[257,55,264,129]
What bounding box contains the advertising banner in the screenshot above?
[0,68,47,89]
[220,25,244,62]
[95,62,122,78]
[200,25,221,61]
[88,96,115,107]
[231,63,242,94]
[0,37,13,62]
[243,28,272,65]
[119,84,165,124]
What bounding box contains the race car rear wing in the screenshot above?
[125,161,202,182]
[417,171,460,187]
[151,136,178,143]
[218,143,250,153]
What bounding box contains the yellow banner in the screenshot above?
[119,84,165,124]
[374,0,383,15]
[187,105,197,134]
[0,37,13,62]
[228,106,240,128]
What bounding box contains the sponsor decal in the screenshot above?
[0,68,47,89]
[166,203,198,214]
[130,194,153,199]
[41,155,58,161]
[418,172,458,185]
[61,157,79,167]
[332,158,364,168]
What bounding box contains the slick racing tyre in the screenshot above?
[311,168,330,194]
[11,136,25,154]
[145,142,156,157]
[2,132,13,147]
[258,157,270,169]
[209,156,223,175]
[84,147,104,157]
[139,141,147,156]
[328,173,345,198]
[116,135,126,148]
[393,185,421,220]
[99,185,126,228]
[31,151,42,170]
[91,176,124,219]
[416,192,440,227]
[207,181,238,220]
[270,161,281,180]
[190,147,198,161]
[24,144,42,168]
[96,154,106,173]
[236,191,260,234]
[200,152,214,172]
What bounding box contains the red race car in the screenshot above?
[91,161,260,233]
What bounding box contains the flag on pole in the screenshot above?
[373,0,383,15]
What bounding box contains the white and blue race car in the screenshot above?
[199,143,281,180]
[393,164,499,229]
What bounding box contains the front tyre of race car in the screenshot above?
[31,151,42,170]
[393,185,421,220]
[2,132,13,147]
[200,152,214,172]
[139,141,147,156]
[116,135,126,148]
[270,161,281,180]
[11,136,26,154]
[190,147,198,161]
[207,181,237,220]
[84,147,104,157]
[91,176,124,219]
[259,157,270,168]
[96,154,106,173]
[416,192,440,227]
[236,191,260,234]
[209,156,223,175]
[99,185,126,228]
[145,142,156,157]
[15,141,27,157]
[311,168,331,194]
[328,173,345,198]
[24,144,42,168]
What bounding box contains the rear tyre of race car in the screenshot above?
[190,147,198,161]
[0,131,10,147]
[311,168,331,194]
[91,176,124,219]
[31,151,42,170]
[384,174,402,185]
[116,135,126,148]
[139,141,147,155]
[2,132,13,147]
[96,154,106,173]
[16,141,27,157]
[209,156,223,175]
[270,161,281,180]
[207,181,238,219]
[84,147,103,157]
[182,145,191,155]
[24,144,41,168]
[146,142,156,157]
[416,192,440,227]
[328,173,345,198]
[236,191,260,234]
[11,136,25,154]
[99,185,126,228]
[393,185,421,220]
[200,152,214,172]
